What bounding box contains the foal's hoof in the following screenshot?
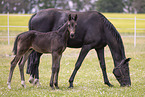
[7,82,11,89]
[29,76,34,84]
[21,81,26,88]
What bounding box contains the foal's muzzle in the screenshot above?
[70,33,75,38]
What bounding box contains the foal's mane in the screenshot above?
[56,19,67,31]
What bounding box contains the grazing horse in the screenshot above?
[27,8,131,87]
[7,14,77,89]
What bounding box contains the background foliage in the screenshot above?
[0,0,145,13]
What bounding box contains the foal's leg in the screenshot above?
[50,52,62,89]
[69,45,91,88]
[95,48,113,87]
[7,55,22,89]
[54,54,62,89]
[19,50,32,88]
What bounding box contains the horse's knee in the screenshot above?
[75,64,81,71]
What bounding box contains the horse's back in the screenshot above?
[29,8,106,48]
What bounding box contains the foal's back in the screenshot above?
[31,30,63,53]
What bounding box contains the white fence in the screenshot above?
[0,13,145,47]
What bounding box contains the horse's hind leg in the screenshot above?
[19,50,32,88]
[33,52,42,86]
[95,48,113,87]
[7,55,22,89]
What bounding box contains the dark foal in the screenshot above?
[7,14,77,89]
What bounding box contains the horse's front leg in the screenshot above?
[95,48,113,87]
[50,52,61,89]
[69,45,91,88]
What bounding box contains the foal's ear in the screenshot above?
[74,14,78,21]
[68,14,71,21]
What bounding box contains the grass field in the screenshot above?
[0,13,145,96]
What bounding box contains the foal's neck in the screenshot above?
[57,22,69,41]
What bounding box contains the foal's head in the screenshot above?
[67,14,77,38]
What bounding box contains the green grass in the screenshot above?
[0,13,145,96]
[0,35,145,96]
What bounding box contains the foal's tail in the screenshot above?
[13,35,20,55]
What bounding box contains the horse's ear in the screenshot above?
[74,14,77,21]
[68,14,71,21]
[124,58,131,65]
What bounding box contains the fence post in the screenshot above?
[134,16,136,47]
[7,12,9,45]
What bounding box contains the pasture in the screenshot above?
[0,13,145,96]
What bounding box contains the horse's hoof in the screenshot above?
[21,81,26,88]
[68,86,73,89]
[29,76,34,84]
[55,86,59,89]
[33,79,39,85]
[105,82,114,87]
[51,87,55,90]
[68,83,73,89]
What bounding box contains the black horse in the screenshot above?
[27,8,131,87]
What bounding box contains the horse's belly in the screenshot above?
[67,38,83,48]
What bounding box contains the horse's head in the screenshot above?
[67,14,77,38]
[113,58,131,87]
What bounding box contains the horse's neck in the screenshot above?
[106,30,126,67]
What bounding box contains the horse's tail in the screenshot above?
[13,34,20,55]
[27,13,36,74]
[28,13,36,30]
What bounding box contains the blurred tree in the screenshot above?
[96,0,124,12]
[123,0,134,13]
[71,0,96,11]
[0,0,145,13]
[123,0,145,13]
[0,0,31,13]
[132,0,145,13]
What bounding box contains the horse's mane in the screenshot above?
[98,12,125,56]
[99,12,123,44]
